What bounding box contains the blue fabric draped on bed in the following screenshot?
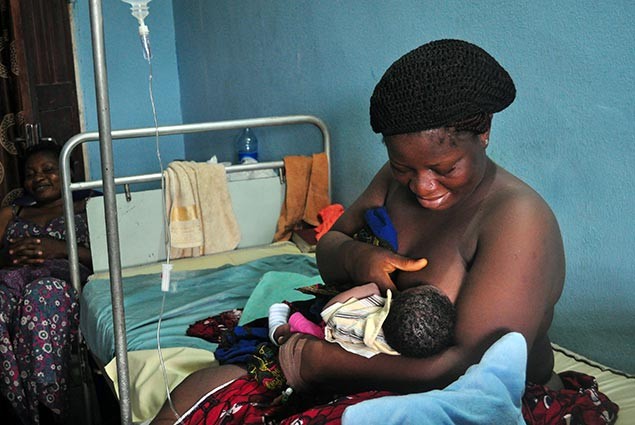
[80,254,319,364]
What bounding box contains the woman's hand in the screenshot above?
[7,236,67,265]
[341,239,428,293]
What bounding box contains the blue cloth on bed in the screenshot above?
[80,254,319,364]
[342,332,527,425]
[215,326,270,364]
[364,207,398,251]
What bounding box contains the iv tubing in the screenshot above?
[147,53,181,418]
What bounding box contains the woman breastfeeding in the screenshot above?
[152,39,618,424]
[0,142,92,424]
[285,39,617,422]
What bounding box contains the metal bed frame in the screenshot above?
[60,2,330,423]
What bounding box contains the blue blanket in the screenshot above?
[80,254,319,363]
[342,332,527,425]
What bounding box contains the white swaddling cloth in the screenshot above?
[321,290,398,358]
[165,161,240,258]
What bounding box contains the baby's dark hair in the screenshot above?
[382,284,456,358]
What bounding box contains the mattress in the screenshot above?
[553,344,634,424]
[80,242,314,364]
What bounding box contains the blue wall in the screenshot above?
[72,1,634,373]
[173,0,634,373]
[71,0,184,188]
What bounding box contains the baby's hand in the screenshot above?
[273,323,291,345]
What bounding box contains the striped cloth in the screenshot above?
[321,291,399,358]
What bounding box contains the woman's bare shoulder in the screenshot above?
[485,168,558,225]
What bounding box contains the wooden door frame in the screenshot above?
[9,0,87,181]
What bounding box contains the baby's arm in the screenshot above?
[270,282,381,346]
[323,282,381,310]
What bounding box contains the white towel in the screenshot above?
[165,161,240,258]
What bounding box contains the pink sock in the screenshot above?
[289,312,324,339]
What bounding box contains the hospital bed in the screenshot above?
[59,115,330,423]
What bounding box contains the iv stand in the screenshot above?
[87,0,133,423]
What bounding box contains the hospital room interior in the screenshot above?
[1,1,633,424]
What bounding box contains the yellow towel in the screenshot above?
[274,152,330,241]
[165,161,240,258]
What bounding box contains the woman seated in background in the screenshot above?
[151,39,618,425]
[0,142,92,425]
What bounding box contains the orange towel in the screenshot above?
[274,153,330,241]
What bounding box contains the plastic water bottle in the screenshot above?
[236,128,259,163]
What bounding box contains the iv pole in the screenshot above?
[87,0,133,423]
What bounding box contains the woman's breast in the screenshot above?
[393,246,470,303]
[389,202,480,302]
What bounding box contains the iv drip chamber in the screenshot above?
[121,0,152,26]
[121,0,153,60]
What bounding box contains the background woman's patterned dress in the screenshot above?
[0,208,90,424]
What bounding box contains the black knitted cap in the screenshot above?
[370,39,516,136]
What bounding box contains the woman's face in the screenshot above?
[23,151,62,204]
[385,128,489,211]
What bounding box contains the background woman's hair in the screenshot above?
[22,141,62,163]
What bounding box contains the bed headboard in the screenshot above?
[61,115,330,289]
[86,175,285,272]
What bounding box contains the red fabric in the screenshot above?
[315,204,345,241]
[186,309,243,343]
[178,375,391,425]
[522,371,619,424]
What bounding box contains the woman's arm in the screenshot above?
[5,201,93,271]
[0,206,13,268]
[316,164,427,293]
[282,333,471,394]
[7,236,91,268]
[73,198,93,271]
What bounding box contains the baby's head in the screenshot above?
[382,284,456,358]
